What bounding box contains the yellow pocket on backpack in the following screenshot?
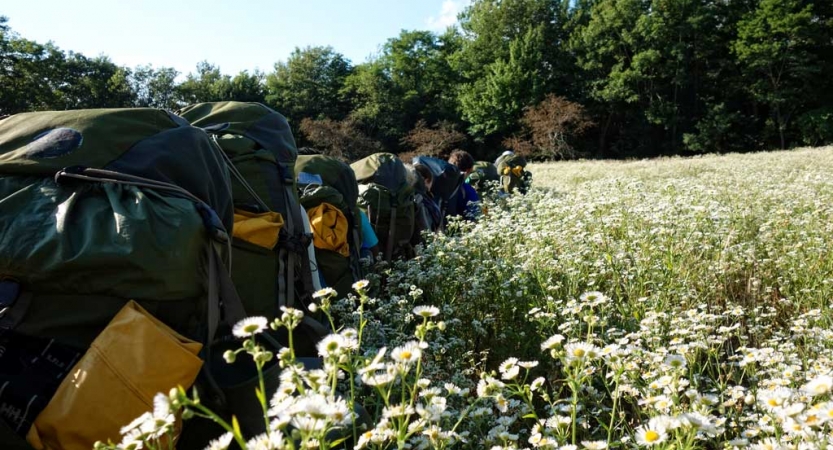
[233,210,285,250]
[26,300,203,450]
[308,202,350,257]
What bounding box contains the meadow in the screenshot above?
[112,147,833,450]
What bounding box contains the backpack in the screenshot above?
[178,102,318,318]
[495,153,532,194]
[0,108,242,443]
[467,161,501,194]
[351,153,415,261]
[412,156,463,220]
[295,155,363,297]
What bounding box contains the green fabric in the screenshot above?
[178,101,307,320]
[0,108,233,230]
[296,155,359,210]
[468,161,500,193]
[496,154,529,194]
[0,108,235,350]
[352,153,415,259]
[0,178,205,300]
[0,417,33,450]
[357,183,415,258]
[298,185,354,294]
[351,153,409,193]
[178,102,297,177]
[0,108,180,176]
[296,156,365,293]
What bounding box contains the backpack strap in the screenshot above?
[385,196,397,262]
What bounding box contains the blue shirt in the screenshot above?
[452,183,480,220]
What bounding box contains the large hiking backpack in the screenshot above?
[295,154,363,297]
[178,102,317,317]
[412,156,462,222]
[467,160,501,194]
[351,153,415,261]
[0,109,243,443]
[495,153,532,194]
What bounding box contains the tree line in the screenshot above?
[2,0,832,161]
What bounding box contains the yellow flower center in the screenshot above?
[645,430,660,442]
[767,399,779,407]
[573,348,586,358]
[401,350,412,360]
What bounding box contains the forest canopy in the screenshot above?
[2,0,832,161]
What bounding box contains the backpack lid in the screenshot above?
[178,102,298,168]
[496,153,527,172]
[0,108,185,176]
[0,108,233,230]
[350,153,409,194]
[412,156,462,202]
[296,154,359,208]
[472,161,500,180]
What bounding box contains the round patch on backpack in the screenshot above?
[22,128,83,159]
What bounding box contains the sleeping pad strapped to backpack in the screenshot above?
[351,153,415,261]
[0,108,245,447]
[295,154,363,298]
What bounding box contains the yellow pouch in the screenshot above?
[307,202,350,257]
[511,166,524,177]
[26,301,203,450]
[233,210,284,249]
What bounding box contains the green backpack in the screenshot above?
[296,155,363,297]
[178,102,316,319]
[495,153,532,194]
[351,153,415,261]
[0,108,243,442]
[467,161,501,194]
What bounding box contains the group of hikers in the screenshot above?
[0,102,531,450]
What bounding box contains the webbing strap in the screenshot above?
[385,204,397,262]
[210,135,271,213]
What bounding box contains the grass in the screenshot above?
[112,146,833,449]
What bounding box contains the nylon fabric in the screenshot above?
[307,203,350,258]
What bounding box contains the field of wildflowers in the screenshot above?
[106,147,833,450]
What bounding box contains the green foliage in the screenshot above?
[2,1,832,157]
[265,46,352,126]
[733,0,823,149]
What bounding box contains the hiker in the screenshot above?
[448,150,480,220]
[413,163,442,232]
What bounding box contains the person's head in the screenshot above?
[413,163,434,191]
[448,150,475,176]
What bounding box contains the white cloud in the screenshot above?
[426,0,467,31]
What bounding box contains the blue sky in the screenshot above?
[3,0,468,75]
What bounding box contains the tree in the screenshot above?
[298,117,382,161]
[130,65,180,109]
[734,0,822,149]
[401,120,467,158]
[228,70,266,103]
[265,46,352,124]
[176,61,234,106]
[504,94,593,159]
[453,0,573,139]
[458,25,545,137]
[344,30,462,150]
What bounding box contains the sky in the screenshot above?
[2,0,468,76]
